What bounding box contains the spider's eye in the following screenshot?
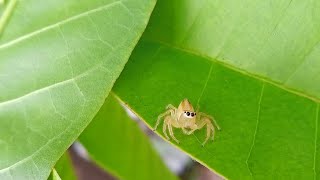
[191,112,194,117]
[194,113,196,115]
[186,112,190,116]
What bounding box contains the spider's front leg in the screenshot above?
[154,105,177,130]
[197,116,216,146]
[166,104,176,110]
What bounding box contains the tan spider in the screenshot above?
[154,99,221,146]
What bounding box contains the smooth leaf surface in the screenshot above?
[143,0,320,101]
[113,40,319,180]
[79,94,177,180]
[0,0,156,179]
[113,1,320,179]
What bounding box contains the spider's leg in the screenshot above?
[199,112,221,130]
[194,115,215,145]
[162,120,170,140]
[202,122,211,146]
[201,117,215,146]
[166,104,178,122]
[210,123,215,141]
[154,109,173,130]
[166,117,179,143]
[166,104,176,110]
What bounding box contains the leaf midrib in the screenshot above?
[143,39,320,104]
[0,0,122,49]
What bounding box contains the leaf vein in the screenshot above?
[87,14,114,50]
[246,83,265,178]
[196,62,214,107]
[0,97,86,174]
[0,122,70,173]
[0,0,122,49]
[0,63,102,107]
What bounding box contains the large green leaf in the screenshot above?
[112,1,320,179]
[143,0,320,101]
[0,0,156,179]
[79,94,177,180]
[114,40,318,180]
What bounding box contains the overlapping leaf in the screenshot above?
[0,0,156,179]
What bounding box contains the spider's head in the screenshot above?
[178,99,196,118]
[183,111,196,118]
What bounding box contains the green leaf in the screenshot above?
[143,0,320,101]
[79,94,177,180]
[0,0,156,179]
[52,152,76,180]
[114,40,319,180]
[112,1,320,179]
[49,169,61,180]
[113,0,320,176]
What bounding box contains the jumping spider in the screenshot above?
[154,99,221,146]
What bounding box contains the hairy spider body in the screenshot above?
[154,99,221,146]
